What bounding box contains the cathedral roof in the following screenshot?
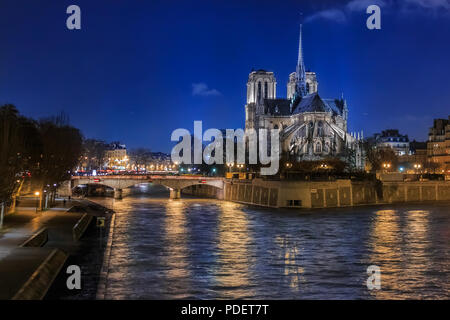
[292,93,326,113]
[264,99,292,116]
[323,98,346,116]
[263,92,345,117]
[293,93,344,116]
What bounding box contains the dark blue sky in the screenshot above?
[1,0,449,152]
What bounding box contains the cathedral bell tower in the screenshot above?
[245,70,276,130]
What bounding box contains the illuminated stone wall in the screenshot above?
[224,179,450,209]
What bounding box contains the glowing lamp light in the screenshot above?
[34,191,40,196]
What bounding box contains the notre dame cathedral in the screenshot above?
[244,23,364,169]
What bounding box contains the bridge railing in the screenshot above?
[71,175,222,180]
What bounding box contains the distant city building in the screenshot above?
[428,116,450,173]
[408,140,428,162]
[148,152,173,171]
[374,129,410,156]
[104,142,128,170]
[151,152,171,162]
[244,23,364,169]
[398,140,428,172]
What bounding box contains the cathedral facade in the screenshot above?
[244,24,364,170]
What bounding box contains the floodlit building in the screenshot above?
[428,116,450,173]
[104,142,128,170]
[244,23,364,169]
[398,141,428,173]
[374,129,410,156]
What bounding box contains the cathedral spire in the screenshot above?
[295,20,308,97]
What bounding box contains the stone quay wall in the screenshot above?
[223,179,450,209]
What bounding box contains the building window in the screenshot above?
[264,82,268,99]
[257,82,262,101]
[317,121,324,136]
[306,82,310,93]
[315,143,322,153]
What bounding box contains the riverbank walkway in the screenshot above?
[0,199,102,299]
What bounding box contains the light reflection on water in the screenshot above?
[163,200,191,298]
[215,201,252,298]
[95,196,449,299]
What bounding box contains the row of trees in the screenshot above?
[0,104,83,220]
[128,148,153,171]
[81,139,109,171]
[364,144,398,172]
[364,142,441,173]
[80,140,153,172]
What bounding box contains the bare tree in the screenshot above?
[365,143,398,172]
[81,139,108,171]
[129,148,152,172]
[0,105,41,222]
[32,114,83,209]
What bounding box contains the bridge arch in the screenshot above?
[150,178,224,199]
[67,176,224,199]
[72,183,114,197]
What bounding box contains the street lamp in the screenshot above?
[285,162,293,169]
[34,191,40,212]
[226,162,234,172]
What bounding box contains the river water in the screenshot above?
[92,191,449,300]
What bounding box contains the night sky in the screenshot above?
[1,0,449,152]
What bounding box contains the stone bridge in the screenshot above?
[65,175,224,199]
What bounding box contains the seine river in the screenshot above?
[91,189,449,300]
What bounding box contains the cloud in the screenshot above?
[346,0,387,11]
[304,8,347,23]
[192,83,221,97]
[305,0,449,25]
[404,0,450,10]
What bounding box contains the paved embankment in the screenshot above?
[0,199,112,300]
[45,198,114,300]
